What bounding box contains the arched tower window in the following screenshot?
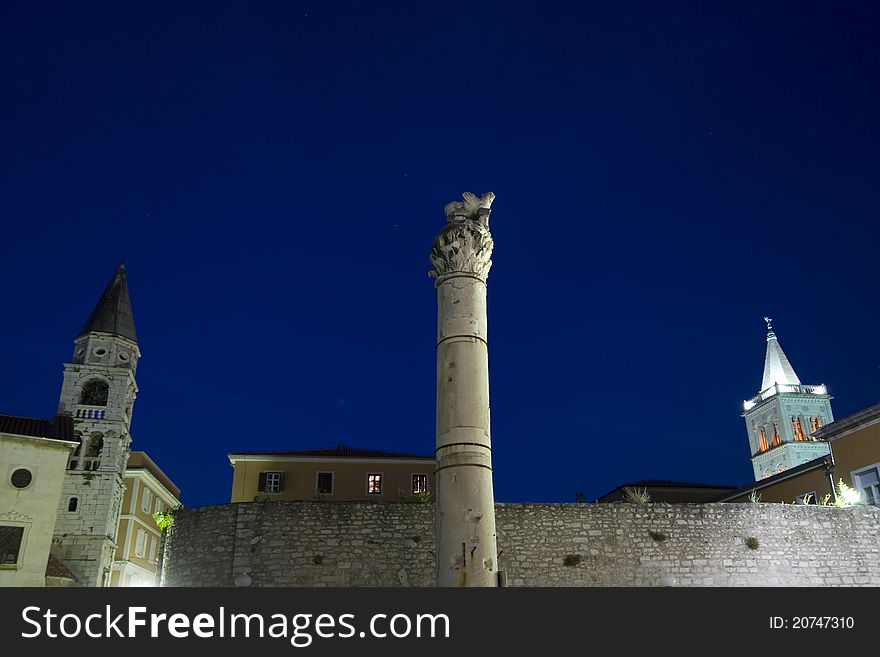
[758,427,769,452]
[84,432,103,470]
[792,416,807,441]
[809,416,823,433]
[80,379,109,406]
[770,421,781,447]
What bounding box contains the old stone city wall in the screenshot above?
[160,501,880,587]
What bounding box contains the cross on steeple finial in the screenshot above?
[764,316,773,331]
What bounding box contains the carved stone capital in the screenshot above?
[429,220,494,280]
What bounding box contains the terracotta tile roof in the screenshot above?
[45,555,77,580]
[230,444,435,460]
[0,414,76,442]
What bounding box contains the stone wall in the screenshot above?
[160,502,880,587]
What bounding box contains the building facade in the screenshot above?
[0,416,77,586]
[228,446,436,503]
[111,451,181,587]
[741,318,833,480]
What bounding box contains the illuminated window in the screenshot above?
[367,473,383,495]
[770,421,781,447]
[792,416,807,441]
[317,472,333,495]
[809,416,823,432]
[135,529,147,558]
[758,427,769,452]
[259,471,284,493]
[412,474,428,495]
[0,526,25,565]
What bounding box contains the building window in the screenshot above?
[792,416,807,441]
[258,471,284,493]
[809,416,823,433]
[770,421,781,447]
[317,472,333,495]
[0,526,25,565]
[757,427,769,452]
[796,491,817,505]
[135,529,147,558]
[10,469,32,489]
[367,473,383,495]
[68,497,78,512]
[141,488,153,514]
[149,537,158,562]
[412,474,428,495]
[80,379,109,406]
[851,465,880,506]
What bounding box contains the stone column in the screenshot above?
[429,192,498,587]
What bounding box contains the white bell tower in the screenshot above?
[52,263,140,586]
[741,317,833,481]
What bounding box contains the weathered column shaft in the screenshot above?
[429,192,498,587]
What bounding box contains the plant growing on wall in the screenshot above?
[648,530,667,542]
[152,504,185,530]
[745,537,760,550]
[563,554,582,567]
[622,486,651,504]
[153,510,175,531]
[818,480,862,507]
[748,490,762,503]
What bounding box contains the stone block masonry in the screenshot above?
[160,502,880,587]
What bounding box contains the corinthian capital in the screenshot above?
[429,213,494,281]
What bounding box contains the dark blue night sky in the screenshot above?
[2,2,879,508]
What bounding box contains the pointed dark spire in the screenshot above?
[78,263,138,342]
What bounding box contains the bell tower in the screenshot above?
[52,263,140,586]
[741,317,833,481]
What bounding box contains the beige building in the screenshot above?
[110,451,181,587]
[721,401,880,505]
[228,445,436,503]
[0,414,77,586]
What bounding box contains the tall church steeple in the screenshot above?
[742,318,833,481]
[761,317,800,391]
[52,264,141,586]
[77,262,138,343]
